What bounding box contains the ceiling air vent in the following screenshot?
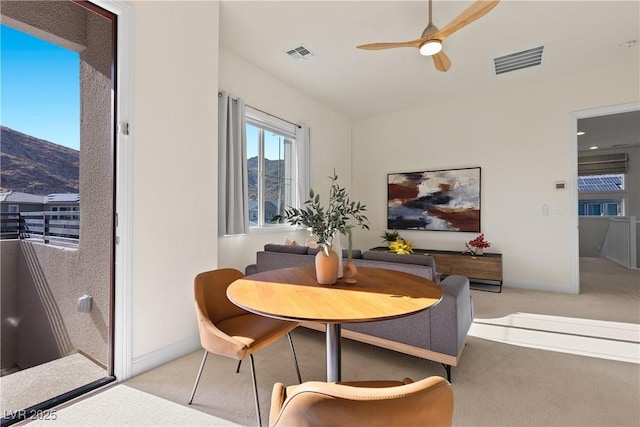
[285,45,314,60]
[493,46,544,75]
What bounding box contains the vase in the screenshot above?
[474,247,483,256]
[333,232,344,278]
[315,245,339,285]
[343,260,358,284]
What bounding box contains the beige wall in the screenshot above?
[129,1,219,359]
[1,241,19,369]
[352,57,640,291]
[217,48,353,272]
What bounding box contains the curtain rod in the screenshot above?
[219,92,301,129]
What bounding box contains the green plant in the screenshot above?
[274,170,369,255]
[380,230,401,243]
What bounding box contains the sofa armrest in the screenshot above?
[245,264,257,276]
[429,275,473,358]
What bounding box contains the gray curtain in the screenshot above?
[218,91,248,235]
[295,125,311,206]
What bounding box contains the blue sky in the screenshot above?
[1,24,80,150]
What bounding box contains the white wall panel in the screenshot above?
[130,1,219,360]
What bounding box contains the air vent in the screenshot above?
[285,45,314,60]
[493,46,544,75]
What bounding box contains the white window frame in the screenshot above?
[578,197,626,217]
[245,107,303,231]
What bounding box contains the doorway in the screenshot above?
[0,1,117,424]
[572,102,640,293]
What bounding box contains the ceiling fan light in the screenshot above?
[419,40,442,56]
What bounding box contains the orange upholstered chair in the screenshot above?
[188,268,302,427]
[269,376,453,427]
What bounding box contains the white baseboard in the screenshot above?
[131,335,201,377]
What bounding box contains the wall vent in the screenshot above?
[493,46,544,75]
[285,45,314,60]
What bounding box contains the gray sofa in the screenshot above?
[245,244,474,381]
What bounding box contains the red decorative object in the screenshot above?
[469,234,491,249]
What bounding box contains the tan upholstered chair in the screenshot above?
[188,268,302,427]
[269,376,453,427]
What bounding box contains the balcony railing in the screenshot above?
[0,211,79,245]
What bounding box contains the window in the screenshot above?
[577,174,624,192]
[8,205,19,213]
[246,108,300,228]
[578,174,625,217]
[578,199,624,217]
[50,205,79,220]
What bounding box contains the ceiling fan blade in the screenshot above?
[432,50,451,72]
[432,0,500,41]
[357,39,425,50]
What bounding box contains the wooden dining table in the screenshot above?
[227,265,442,382]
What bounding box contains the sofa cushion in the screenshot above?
[264,243,309,255]
[362,251,435,270]
[353,259,433,281]
[256,251,316,272]
[307,248,362,259]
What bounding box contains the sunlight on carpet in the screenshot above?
[470,313,640,364]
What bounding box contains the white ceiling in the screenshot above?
[220,0,640,147]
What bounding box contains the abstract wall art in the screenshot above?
[387,167,481,232]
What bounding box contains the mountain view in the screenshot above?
[247,156,287,203]
[0,126,79,195]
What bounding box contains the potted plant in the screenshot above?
[275,170,369,284]
[380,230,401,247]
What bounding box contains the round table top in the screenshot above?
[227,266,442,324]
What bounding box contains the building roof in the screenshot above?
[0,191,45,204]
[577,175,623,192]
[0,191,80,204]
[45,193,80,203]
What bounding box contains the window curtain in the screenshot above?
[218,91,248,235]
[295,125,311,207]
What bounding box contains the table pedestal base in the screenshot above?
[326,324,341,382]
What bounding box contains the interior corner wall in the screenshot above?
[129,1,219,362]
[217,48,353,272]
[352,59,639,292]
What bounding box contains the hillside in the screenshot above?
[247,156,287,203]
[0,126,79,195]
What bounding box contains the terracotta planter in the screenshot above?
[343,260,358,284]
[315,245,339,285]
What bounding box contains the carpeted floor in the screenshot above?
[23,257,640,427]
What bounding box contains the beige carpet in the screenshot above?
[26,258,640,426]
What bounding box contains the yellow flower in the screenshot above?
[388,238,414,255]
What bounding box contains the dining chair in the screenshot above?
[269,376,453,427]
[188,268,302,427]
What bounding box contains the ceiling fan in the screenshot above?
[357,0,500,72]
